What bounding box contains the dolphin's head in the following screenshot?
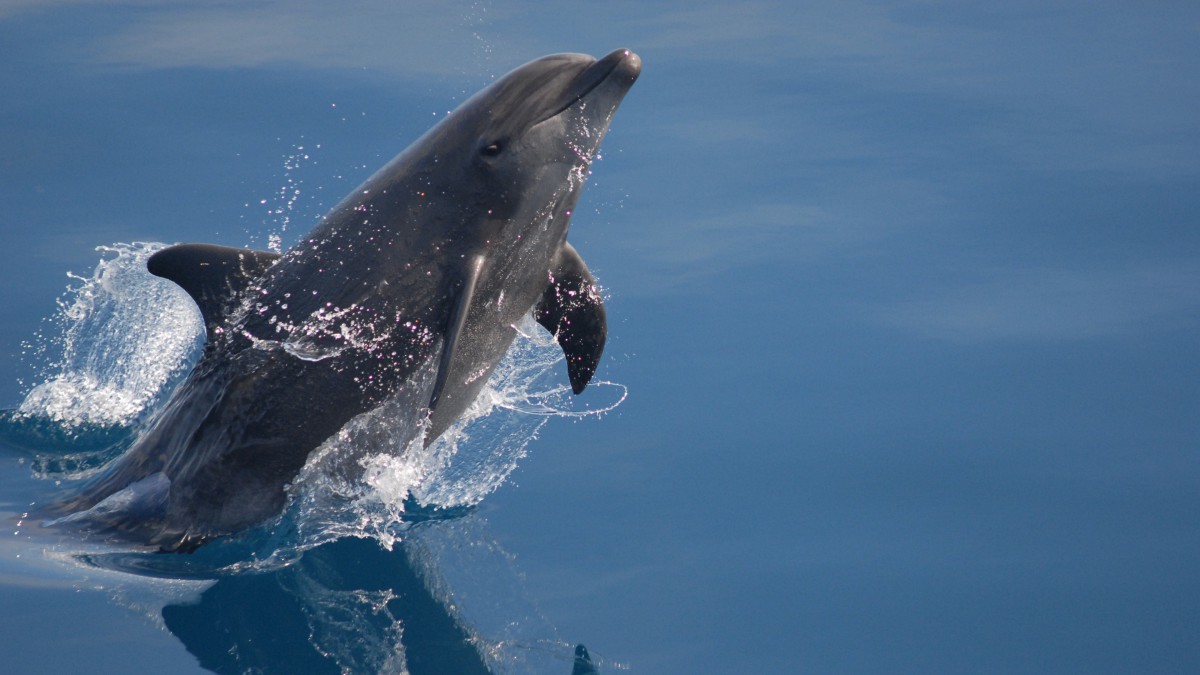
[462,48,642,168]
[403,49,641,254]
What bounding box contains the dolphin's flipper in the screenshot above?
[148,243,281,337]
[430,254,486,409]
[536,243,607,394]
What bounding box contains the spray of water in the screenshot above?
[15,243,203,429]
[279,310,626,555]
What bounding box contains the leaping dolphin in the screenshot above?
[44,49,641,550]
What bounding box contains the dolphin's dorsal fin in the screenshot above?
[430,253,486,409]
[536,242,607,394]
[147,243,281,337]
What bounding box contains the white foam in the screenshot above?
[16,243,203,429]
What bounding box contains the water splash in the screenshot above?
[10,242,203,434]
[273,313,626,556]
[412,317,626,509]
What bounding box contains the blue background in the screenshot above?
[1,1,1198,673]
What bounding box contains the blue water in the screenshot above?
[3,2,1200,673]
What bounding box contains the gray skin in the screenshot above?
[45,49,641,550]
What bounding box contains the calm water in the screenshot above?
[2,2,1200,673]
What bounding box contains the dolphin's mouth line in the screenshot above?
[536,50,630,125]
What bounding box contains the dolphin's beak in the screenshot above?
[540,49,642,124]
[581,48,642,95]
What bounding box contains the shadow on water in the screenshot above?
[67,514,604,675]
[160,536,491,675]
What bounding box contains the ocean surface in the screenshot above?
[2,2,1199,673]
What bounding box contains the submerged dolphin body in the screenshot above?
[46,49,641,549]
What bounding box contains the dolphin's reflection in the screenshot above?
[158,516,599,674]
[162,535,487,674]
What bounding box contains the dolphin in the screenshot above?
[44,49,641,550]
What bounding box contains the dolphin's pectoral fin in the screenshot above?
[148,243,282,336]
[430,254,486,409]
[536,243,607,394]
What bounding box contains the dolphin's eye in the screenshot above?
[481,142,503,157]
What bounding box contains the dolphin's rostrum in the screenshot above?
[44,49,641,550]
